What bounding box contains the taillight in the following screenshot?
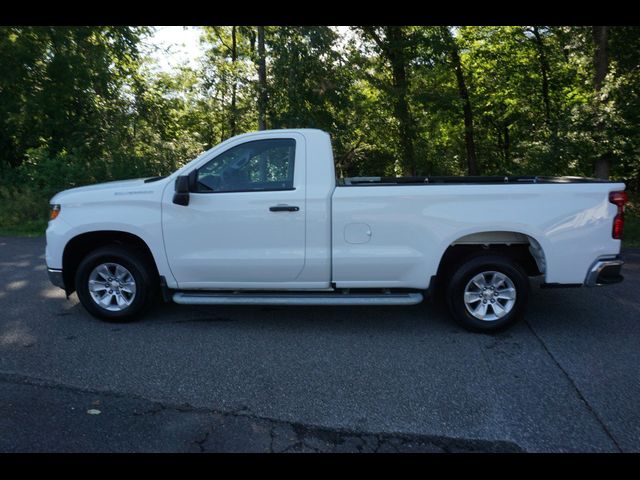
[609,191,628,239]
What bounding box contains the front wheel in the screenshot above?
[446,254,530,332]
[75,245,156,322]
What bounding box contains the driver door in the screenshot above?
[161,133,306,289]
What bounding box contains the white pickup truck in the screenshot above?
[45,129,628,331]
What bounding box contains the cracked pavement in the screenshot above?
[1,237,639,452]
[0,372,520,453]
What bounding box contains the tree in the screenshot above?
[440,27,479,175]
[359,26,418,175]
[3,24,640,240]
[0,26,148,171]
[257,26,268,130]
[531,26,552,127]
[200,26,256,143]
[593,26,611,179]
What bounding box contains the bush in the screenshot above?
[0,144,194,236]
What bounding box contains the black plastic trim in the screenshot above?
[339,175,615,186]
[540,283,582,289]
[47,267,65,290]
[192,187,297,194]
[269,205,299,212]
[159,276,172,303]
[596,274,624,285]
[596,263,624,285]
[144,176,168,183]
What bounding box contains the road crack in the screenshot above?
[0,370,522,453]
[524,319,623,452]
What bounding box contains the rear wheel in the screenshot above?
[446,254,529,332]
[75,245,156,322]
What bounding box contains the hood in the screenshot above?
[50,178,167,204]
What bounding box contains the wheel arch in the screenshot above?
[435,230,547,283]
[62,230,160,295]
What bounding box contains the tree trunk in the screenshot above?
[257,26,268,131]
[359,26,417,176]
[230,26,238,136]
[446,29,479,176]
[593,26,610,179]
[593,26,609,91]
[385,27,417,176]
[532,26,551,126]
[391,73,416,175]
[503,124,510,163]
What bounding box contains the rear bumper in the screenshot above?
[47,267,65,290]
[584,256,624,287]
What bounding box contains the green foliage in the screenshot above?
[625,193,640,248]
[0,179,49,237]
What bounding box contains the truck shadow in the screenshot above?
[139,273,638,337]
[6,270,632,342]
[1,242,635,340]
[144,299,471,335]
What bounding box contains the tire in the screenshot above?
[75,245,156,322]
[445,254,530,333]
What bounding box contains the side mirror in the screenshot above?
[188,169,198,191]
[173,175,190,206]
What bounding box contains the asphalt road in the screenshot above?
[1,236,639,453]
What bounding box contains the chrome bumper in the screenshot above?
[585,257,624,287]
[47,267,65,290]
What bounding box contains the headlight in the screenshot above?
[49,204,61,221]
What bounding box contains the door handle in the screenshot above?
[269,205,299,212]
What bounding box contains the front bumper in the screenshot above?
[585,256,624,287]
[47,267,65,290]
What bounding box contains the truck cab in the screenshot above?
[162,129,334,290]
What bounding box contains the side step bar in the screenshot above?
[172,292,424,306]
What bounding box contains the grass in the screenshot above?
[0,187,49,237]
[0,219,47,237]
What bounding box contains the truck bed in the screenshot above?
[331,176,624,288]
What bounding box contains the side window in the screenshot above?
[196,139,296,193]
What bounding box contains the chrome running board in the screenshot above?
[172,292,423,306]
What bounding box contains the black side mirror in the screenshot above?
[188,169,198,191]
[173,175,190,206]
